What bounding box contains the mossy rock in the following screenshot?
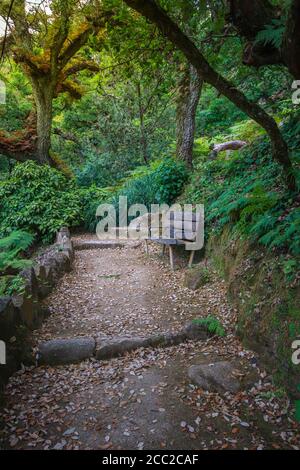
[184,264,212,291]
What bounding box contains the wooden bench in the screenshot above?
[145,210,203,270]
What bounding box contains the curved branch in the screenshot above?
[63,60,99,77]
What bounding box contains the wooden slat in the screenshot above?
[172,220,197,231]
[166,211,201,222]
[173,230,196,241]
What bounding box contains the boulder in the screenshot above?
[188,361,241,393]
[38,337,95,365]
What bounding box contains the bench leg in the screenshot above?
[169,246,175,271]
[188,250,195,268]
[145,240,149,255]
[162,244,166,256]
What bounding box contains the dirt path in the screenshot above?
[0,238,299,450]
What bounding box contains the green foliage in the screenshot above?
[255,18,286,49]
[80,158,189,231]
[79,185,114,232]
[0,162,82,243]
[114,158,189,210]
[0,230,34,297]
[192,315,226,337]
[183,115,300,279]
[0,230,34,273]
[0,274,26,297]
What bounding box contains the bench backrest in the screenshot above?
[130,209,203,244]
[162,211,201,241]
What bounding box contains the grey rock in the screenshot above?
[184,321,210,340]
[52,251,72,273]
[75,240,125,251]
[139,332,182,349]
[38,337,95,365]
[20,267,39,298]
[12,291,40,329]
[34,264,52,299]
[188,361,241,393]
[0,297,19,341]
[95,336,148,360]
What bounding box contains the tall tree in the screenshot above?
[176,64,202,167]
[0,0,110,166]
[174,0,203,168]
[123,0,296,190]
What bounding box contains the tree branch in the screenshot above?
[62,60,99,77]
[0,0,15,62]
[123,0,295,190]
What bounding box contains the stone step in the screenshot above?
[37,321,211,366]
[74,240,126,251]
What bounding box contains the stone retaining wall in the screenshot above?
[0,227,74,397]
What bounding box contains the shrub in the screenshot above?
[79,185,114,232]
[0,230,34,273]
[0,161,82,243]
[0,230,34,296]
[78,158,190,230]
[114,158,189,212]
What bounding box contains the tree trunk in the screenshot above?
[0,79,55,166]
[137,82,149,164]
[124,0,296,191]
[31,78,55,165]
[176,65,203,168]
[282,0,300,80]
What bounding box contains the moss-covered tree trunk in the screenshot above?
[176,65,202,168]
[31,78,56,165]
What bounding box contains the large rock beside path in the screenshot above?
[188,361,241,393]
[38,337,95,365]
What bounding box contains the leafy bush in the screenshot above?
[0,161,82,243]
[0,230,34,273]
[79,185,114,232]
[0,230,34,297]
[116,158,189,209]
[192,315,226,337]
[80,158,189,231]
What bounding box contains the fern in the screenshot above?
[192,315,226,337]
[255,18,286,49]
[0,230,34,273]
